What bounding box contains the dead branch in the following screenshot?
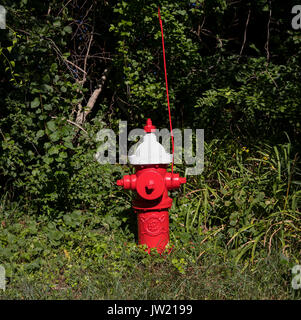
[240,9,251,56]
[51,116,88,134]
[76,68,109,125]
[264,0,272,63]
[79,28,94,85]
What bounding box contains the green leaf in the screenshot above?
[44,104,53,111]
[31,97,40,108]
[59,151,67,159]
[53,20,61,27]
[63,26,72,34]
[48,145,60,155]
[48,229,63,241]
[47,120,57,132]
[50,63,58,72]
[64,140,74,149]
[49,131,60,142]
[36,130,45,139]
[43,74,50,83]
[43,156,53,165]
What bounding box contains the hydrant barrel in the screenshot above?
[137,210,170,253]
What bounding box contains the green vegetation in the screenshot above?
[0,0,300,299]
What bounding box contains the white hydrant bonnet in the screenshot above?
[128,120,172,165]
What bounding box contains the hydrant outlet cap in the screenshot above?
[116,179,123,186]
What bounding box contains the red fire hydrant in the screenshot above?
[117,119,186,253]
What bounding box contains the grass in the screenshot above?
[0,138,300,300]
[0,234,299,300]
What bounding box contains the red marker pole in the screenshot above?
[158,7,174,174]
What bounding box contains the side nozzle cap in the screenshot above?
[116,179,123,186]
[180,177,186,184]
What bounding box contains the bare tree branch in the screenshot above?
[264,0,272,63]
[240,9,251,56]
[51,116,88,134]
[79,28,94,85]
[76,68,109,125]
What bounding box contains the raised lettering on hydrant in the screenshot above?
[116,119,186,253]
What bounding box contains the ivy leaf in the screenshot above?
[48,145,60,155]
[63,26,72,34]
[31,97,40,108]
[50,131,60,142]
[178,10,186,15]
[47,120,57,132]
[64,140,74,149]
[53,20,61,27]
[36,130,45,139]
